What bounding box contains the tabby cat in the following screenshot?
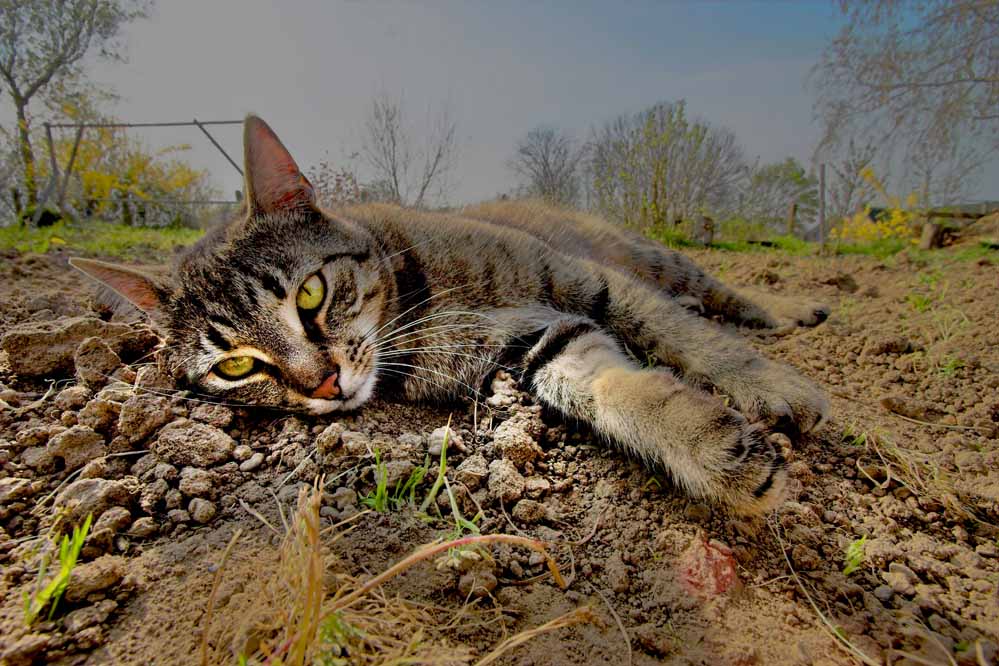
[71,116,829,515]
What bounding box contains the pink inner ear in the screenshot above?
[246,119,315,214]
[70,259,164,315]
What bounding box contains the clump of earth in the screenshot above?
[0,247,997,665]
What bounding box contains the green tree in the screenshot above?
[0,0,150,220]
[587,100,745,232]
[740,157,818,233]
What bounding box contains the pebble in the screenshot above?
[63,599,117,634]
[428,425,466,456]
[239,452,265,472]
[47,425,107,472]
[487,459,526,503]
[315,422,346,454]
[188,498,217,523]
[167,509,191,524]
[455,454,489,490]
[0,633,51,666]
[54,477,139,524]
[873,585,894,604]
[65,555,127,602]
[189,402,234,428]
[74,337,122,387]
[178,467,215,497]
[512,499,548,524]
[524,476,551,499]
[117,395,173,444]
[151,419,235,467]
[78,399,121,434]
[55,384,92,410]
[232,444,253,462]
[129,517,158,537]
[683,502,712,522]
[341,430,371,456]
[457,570,498,598]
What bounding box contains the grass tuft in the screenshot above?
[23,513,92,625]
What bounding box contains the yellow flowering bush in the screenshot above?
[830,167,919,244]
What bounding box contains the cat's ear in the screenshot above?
[69,258,170,325]
[243,115,316,215]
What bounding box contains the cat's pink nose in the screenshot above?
[310,373,340,399]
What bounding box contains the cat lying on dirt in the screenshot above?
[72,116,829,516]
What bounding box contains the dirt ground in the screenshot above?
[0,242,997,666]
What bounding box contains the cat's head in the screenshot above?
[71,116,395,414]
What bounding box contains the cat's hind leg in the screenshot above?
[518,317,787,515]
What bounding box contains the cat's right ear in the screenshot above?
[69,258,170,326]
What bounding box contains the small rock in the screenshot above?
[488,459,526,503]
[118,395,173,444]
[0,316,147,378]
[883,562,918,595]
[139,478,168,513]
[512,499,549,524]
[239,452,265,472]
[524,477,551,499]
[232,444,253,462]
[315,422,346,454]
[330,487,357,510]
[55,384,92,410]
[167,509,190,523]
[188,498,217,523]
[457,570,498,598]
[96,382,135,403]
[54,477,139,524]
[78,399,121,434]
[178,467,215,497]
[383,460,416,488]
[93,506,132,535]
[678,537,740,599]
[340,431,371,456]
[455,454,489,490]
[63,599,117,634]
[47,425,106,472]
[151,419,234,467]
[134,365,174,390]
[153,462,178,481]
[428,425,466,456]
[0,633,50,666]
[129,516,158,537]
[79,458,110,479]
[493,415,543,466]
[0,477,33,503]
[65,555,127,602]
[606,551,631,593]
[164,488,183,509]
[190,402,234,428]
[874,585,894,604]
[74,337,122,387]
[21,445,56,471]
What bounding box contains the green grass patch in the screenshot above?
[0,220,203,259]
[23,514,92,624]
[832,238,910,259]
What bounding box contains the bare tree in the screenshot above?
[812,0,999,158]
[586,100,746,230]
[825,138,880,221]
[507,126,583,206]
[0,0,150,216]
[359,92,458,208]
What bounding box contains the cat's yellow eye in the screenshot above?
[215,356,256,379]
[296,274,325,310]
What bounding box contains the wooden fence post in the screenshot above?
[819,163,826,253]
[786,201,797,236]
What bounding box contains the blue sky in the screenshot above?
[78,1,993,204]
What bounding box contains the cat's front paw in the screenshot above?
[721,360,828,436]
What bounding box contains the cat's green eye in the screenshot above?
[215,356,256,379]
[296,274,325,310]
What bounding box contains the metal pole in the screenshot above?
[59,126,85,211]
[193,118,243,176]
[819,163,826,253]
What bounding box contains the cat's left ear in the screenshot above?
[243,115,316,215]
[69,257,171,328]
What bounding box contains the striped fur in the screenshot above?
[73,116,830,515]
